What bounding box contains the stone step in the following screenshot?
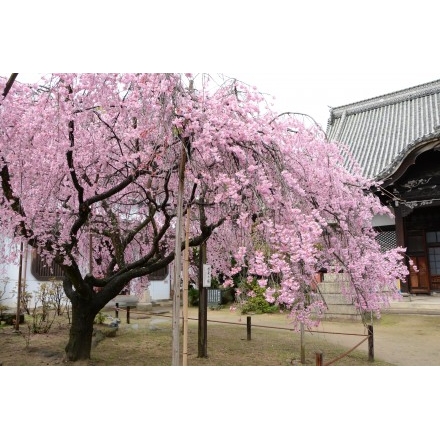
[319,312,363,321]
[320,293,353,305]
[324,303,357,315]
[322,273,351,282]
[317,282,350,294]
[313,281,360,320]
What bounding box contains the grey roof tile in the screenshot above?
[327,79,440,180]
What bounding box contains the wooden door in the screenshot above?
[406,230,430,293]
[408,255,430,292]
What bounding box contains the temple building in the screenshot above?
[327,79,440,294]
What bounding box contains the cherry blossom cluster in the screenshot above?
[0,73,408,329]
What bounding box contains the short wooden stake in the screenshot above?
[127,306,130,324]
[315,351,323,366]
[368,325,374,362]
[247,316,251,340]
[115,303,119,319]
[300,322,306,364]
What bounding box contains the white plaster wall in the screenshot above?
[0,246,41,309]
[147,274,171,301]
[372,213,395,227]
[1,244,171,310]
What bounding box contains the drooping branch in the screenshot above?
[0,160,32,240]
[1,73,18,100]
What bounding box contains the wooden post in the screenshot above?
[14,241,24,331]
[182,207,190,366]
[198,240,208,358]
[126,306,130,324]
[172,143,187,366]
[315,351,323,366]
[115,303,119,319]
[394,204,409,293]
[247,316,251,340]
[172,80,193,366]
[300,322,306,364]
[368,325,374,362]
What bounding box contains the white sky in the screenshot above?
[223,72,440,129]
[3,1,439,131]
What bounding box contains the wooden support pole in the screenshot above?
[14,241,24,331]
[127,306,130,324]
[368,325,374,362]
[182,207,190,366]
[315,351,323,366]
[198,241,208,358]
[300,322,306,365]
[115,303,119,319]
[172,143,187,366]
[247,316,251,340]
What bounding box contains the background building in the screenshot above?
[327,79,440,294]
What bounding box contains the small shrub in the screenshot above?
[220,287,234,305]
[240,292,279,314]
[188,287,199,306]
[94,311,106,325]
[235,277,279,315]
[48,279,66,316]
[0,277,15,316]
[21,324,33,349]
[29,282,58,333]
[0,304,8,318]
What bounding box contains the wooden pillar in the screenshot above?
[394,204,409,293]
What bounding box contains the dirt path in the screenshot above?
[197,307,440,366]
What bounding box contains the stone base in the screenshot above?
[136,288,152,311]
[137,302,153,311]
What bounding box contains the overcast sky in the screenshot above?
[224,72,440,129]
[3,2,440,131]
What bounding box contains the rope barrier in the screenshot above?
[117,307,368,336]
[324,336,369,366]
[113,306,373,365]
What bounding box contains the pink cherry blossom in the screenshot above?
[0,73,408,360]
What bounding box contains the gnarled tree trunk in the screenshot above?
[65,296,99,361]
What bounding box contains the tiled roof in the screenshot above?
[326,79,440,181]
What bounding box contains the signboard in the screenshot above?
[203,264,212,287]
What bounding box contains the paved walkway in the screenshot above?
[151,293,440,315]
[386,293,440,315]
[146,295,440,366]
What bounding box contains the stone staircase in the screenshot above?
[315,273,365,321]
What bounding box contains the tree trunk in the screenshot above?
[65,298,98,361]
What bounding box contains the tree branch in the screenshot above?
[1,73,18,100]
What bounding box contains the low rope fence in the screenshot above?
[111,305,374,365]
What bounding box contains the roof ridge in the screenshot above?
[330,78,440,118]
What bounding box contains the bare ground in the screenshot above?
[1,306,439,366]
